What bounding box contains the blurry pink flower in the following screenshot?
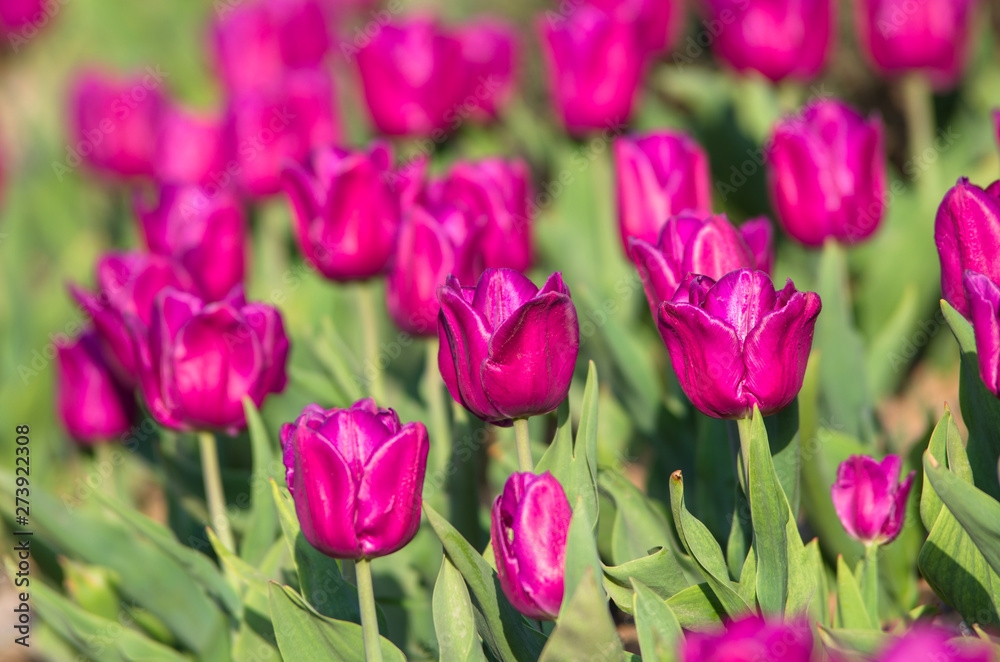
[56,329,136,444]
[154,104,227,188]
[831,454,914,546]
[681,615,814,662]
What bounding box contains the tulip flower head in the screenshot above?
[874,626,996,662]
[153,105,228,188]
[964,271,1000,398]
[589,0,683,55]
[630,213,773,317]
[437,269,579,426]
[831,454,914,546]
[130,287,289,433]
[767,99,887,247]
[56,329,135,444]
[491,471,571,620]
[681,615,814,662]
[454,19,519,122]
[281,399,429,559]
[614,130,712,250]
[657,269,821,419]
[934,179,1000,319]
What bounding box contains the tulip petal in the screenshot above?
[882,470,915,545]
[630,237,681,315]
[683,214,756,281]
[738,217,774,275]
[964,270,1000,395]
[937,181,1000,317]
[438,285,503,421]
[292,426,361,558]
[512,473,571,618]
[242,302,289,397]
[471,268,540,330]
[703,270,778,344]
[387,209,455,335]
[491,482,549,619]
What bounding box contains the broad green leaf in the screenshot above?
[695,416,738,544]
[664,584,726,630]
[232,540,286,662]
[737,546,756,606]
[539,568,623,662]
[818,626,889,658]
[59,557,121,622]
[423,502,546,662]
[836,555,875,629]
[922,408,961,529]
[208,528,271,596]
[433,556,486,662]
[269,583,406,662]
[763,401,802,515]
[632,579,683,662]
[669,471,751,617]
[603,548,691,613]
[240,397,279,566]
[561,496,605,614]
[313,316,364,402]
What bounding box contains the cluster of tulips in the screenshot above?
[12,0,998,659]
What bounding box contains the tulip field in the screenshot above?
[4,0,1000,660]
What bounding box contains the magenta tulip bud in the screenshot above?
[934,179,1000,319]
[454,19,519,122]
[658,269,820,419]
[283,141,409,281]
[56,329,135,444]
[681,615,814,662]
[703,0,833,82]
[153,105,227,188]
[614,131,712,249]
[355,17,468,137]
[134,185,246,302]
[0,0,48,39]
[437,269,579,426]
[423,158,533,274]
[210,0,330,96]
[767,100,887,247]
[630,214,773,317]
[69,252,195,383]
[280,399,429,559]
[964,271,1000,398]
[538,5,645,134]
[69,69,165,179]
[224,68,339,198]
[589,0,683,54]
[855,0,976,90]
[130,287,288,433]
[491,471,571,621]
[875,626,995,662]
[831,454,914,546]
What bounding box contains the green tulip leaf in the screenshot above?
[664,584,726,630]
[538,568,623,662]
[631,579,683,662]
[433,556,487,662]
[603,547,691,614]
[240,397,280,566]
[836,555,875,630]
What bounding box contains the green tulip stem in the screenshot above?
[900,72,936,199]
[93,442,120,499]
[860,543,880,624]
[513,418,533,473]
[198,431,235,553]
[355,558,384,662]
[424,338,451,477]
[358,280,386,403]
[735,417,753,490]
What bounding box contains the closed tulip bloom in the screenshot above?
[934,179,1000,318]
[831,454,914,546]
[704,0,833,82]
[225,68,339,198]
[423,158,533,274]
[631,213,773,316]
[681,616,813,662]
[855,0,977,89]
[211,0,330,96]
[767,100,887,247]
[538,5,645,134]
[438,269,579,425]
[69,70,165,179]
[614,131,712,249]
[964,271,1000,398]
[454,19,519,122]
[658,269,821,419]
[284,141,410,281]
[153,105,227,188]
[355,17,468,136]
[56,329,135,444]
[0,0,47,39]
[280,399,429,559]
[875,627,995,662]
[130,287,289,433]
[491,471,571,620]
[69,252,194,383]
[134,185,246,302]
[589,0,683,54]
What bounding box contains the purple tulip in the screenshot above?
[0,0,48,40]
[855,0,977,90]
[422,158,533,274]
[614,131,712,249]
[355,17,469,137]
[68,69,165,180]
[280,399,429,559]
[56,329,135,444]
[875,627,995,662]
[283,141,412,281]
[454,19,519,122]
[831,454,915,546]
[934,179,1000,319]
[658,269,821,419]
[589,0,683,54]
[702,0,833,82]
[631,214,773,318]
[210,0,330,96]
[153,105,227,188]
[130,287,289,433]
[134,185,246,302]
[538,4,646,134]
[69,252,195,383]
[224,67,339,198]
[437,269,579,426]
[767,99,887,247]
[965,271,1000,398]
[681,615,813,662]
[491,471,571,620]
